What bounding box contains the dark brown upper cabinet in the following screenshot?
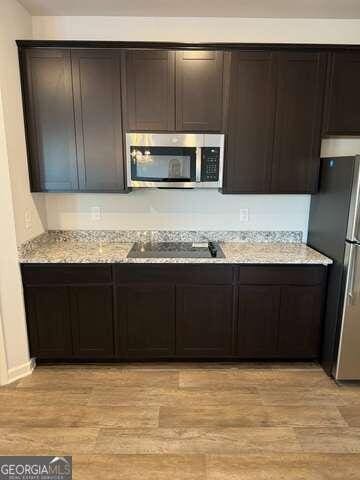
[123,49,224,132]
[21,49,79,192]
[323,52,360,136]
[20,44,329,194]
[224,51,276,193]
[224,50,326,194]
[21,48,126,193]
[72,49,125,192]
[123,50,175,131]
[271,52,326,193]
[175,51,224,132]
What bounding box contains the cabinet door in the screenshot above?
[271,52,326,193]
[224,51,276,193]
[21,49,78,192]
[323,52,360,135]
[176,285,233,357]
[117,285,175,358]
[278,286,322,358]
[124,50,175,131]
[175,51,224,132]
[70,286,114,357]
[72,50,125,192]
[25,286,72,358]
[237,286,280,357]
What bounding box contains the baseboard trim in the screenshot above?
[7,358,36,384]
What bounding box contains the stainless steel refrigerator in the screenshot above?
[308,156,360,379]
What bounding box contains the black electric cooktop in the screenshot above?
[127,241,225,259]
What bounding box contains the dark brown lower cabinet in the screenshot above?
[24,282,115,359]
[117,285,175,358]
[22,264,326,361]
[278,286,322,358]
[70,286,114,358]
[176,285,233,357]
[25,286,72,358]
[237,286,281,357]
[237,283,323,359]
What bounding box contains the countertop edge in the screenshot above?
[19,258,332,266]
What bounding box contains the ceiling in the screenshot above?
[17,0,360,18]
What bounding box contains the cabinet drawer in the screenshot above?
[238,265,325,286]
[116,264,233,285]
[22,264,112,285]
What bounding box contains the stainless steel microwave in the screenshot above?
[126,133,224,188]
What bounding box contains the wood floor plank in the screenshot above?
[0,427,99,454]
[206,453,360,480]
[72,454,206,480]
[339,406,360,427]
[0,388,92,406]
[75,406,160,428]
[0,404,158,428]
[258,387,360,406]
[114,362,274,370]
[159,405,268,428]
[179,370,337,390]
[159,405,347,428]
[88,386,259,407]
[0,406,84,427]
[94,427,302,454]
[16,368,179,388]
[295,427,360,453]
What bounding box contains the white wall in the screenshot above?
[0,55,31,380]
[33,16,360,44]
[1,0,46,245]
[0,0,50,383]
[0,311,8,386]
[321,138,360,157]
[45,192,310,239]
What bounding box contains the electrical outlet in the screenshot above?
[239,208,249,222]
[91,206,102,221]
[24,210,32,230]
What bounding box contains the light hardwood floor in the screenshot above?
[1,362,360,479]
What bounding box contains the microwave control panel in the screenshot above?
[201,147,220,182]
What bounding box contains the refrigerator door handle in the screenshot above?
[348,244,360,305]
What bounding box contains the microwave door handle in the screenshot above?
[196,148,201,182]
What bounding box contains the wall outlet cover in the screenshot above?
[91,206,102,221]
[239,208,249,222]
[24,210,32,230]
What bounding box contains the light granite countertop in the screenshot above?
[18,233,332,265]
